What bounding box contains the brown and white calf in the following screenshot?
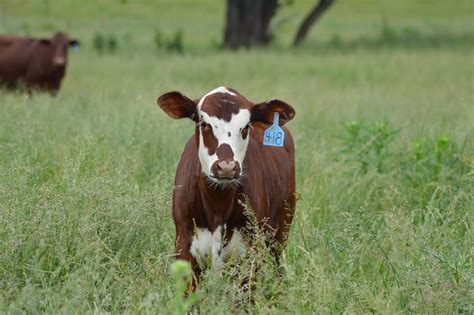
[157,87,296,281]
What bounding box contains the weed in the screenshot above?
[171,261,196,315]
[154,28,185,54]
[408,136,458,181]
[339,118,398,174]
[93,32,119,54]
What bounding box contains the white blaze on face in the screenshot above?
[189,225,245,269]
[197,86,251,178]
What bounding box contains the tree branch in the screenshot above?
[293,0,335,46]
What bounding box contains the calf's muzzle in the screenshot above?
[211,160,241,179]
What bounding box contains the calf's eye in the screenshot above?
[241,124,250,139]
[199,122,212,131]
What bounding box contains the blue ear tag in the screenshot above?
[263,112,285,147]
[71,44,79,52]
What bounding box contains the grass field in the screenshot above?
[1,1,473,313]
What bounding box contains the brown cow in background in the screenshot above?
[0,32,79,94]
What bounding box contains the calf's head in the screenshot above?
[40,32,79,67]
[157,87,295,184]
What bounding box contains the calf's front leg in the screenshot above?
[175,227,201,291]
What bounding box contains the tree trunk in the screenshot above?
[293,0,335,46]
[224,0,278,49]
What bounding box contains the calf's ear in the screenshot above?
[251,99,295,126]
[157,91,197,121]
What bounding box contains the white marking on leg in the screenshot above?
[190,226,245,269]
[221,229,245,262]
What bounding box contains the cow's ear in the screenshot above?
[69,39,80,47]
[157,91,197,121]
[251,99,295,126]
[39,39,50,45]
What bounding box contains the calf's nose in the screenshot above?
[216,160,238,179]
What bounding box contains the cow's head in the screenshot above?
[157,87,295,185]
[40,32,79,67]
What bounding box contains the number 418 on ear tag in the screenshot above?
[263,112,285,147]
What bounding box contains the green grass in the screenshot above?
[1,1,473,313]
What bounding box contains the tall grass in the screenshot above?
[1,0,473,313]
